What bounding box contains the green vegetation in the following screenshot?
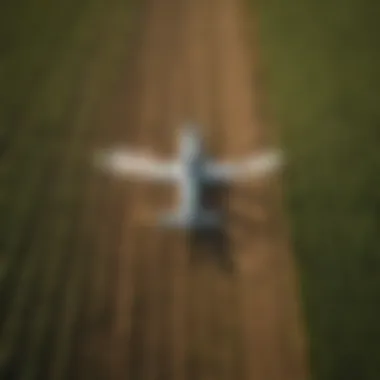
[0,0,136,378]
[255,0,380,379]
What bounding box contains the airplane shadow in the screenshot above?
[188,184,234,272]
[189,228,233,272]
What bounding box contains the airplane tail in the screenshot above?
[158,211,221,230]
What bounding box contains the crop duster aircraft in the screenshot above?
[94,123,283,230]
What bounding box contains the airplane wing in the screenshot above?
[203,149,284,183]
[94,149,180,182]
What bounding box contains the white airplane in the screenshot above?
[94,123,284,229]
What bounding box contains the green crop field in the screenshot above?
[0,0,137,378]
[256,0,380,379]
[1,0,379,379]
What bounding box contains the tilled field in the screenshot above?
[0,0,309,379]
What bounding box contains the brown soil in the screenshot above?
[76,0,310,379]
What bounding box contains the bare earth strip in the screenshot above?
[117,0,309,379]
[78,0,311,379]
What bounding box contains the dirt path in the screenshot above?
[77,0,310,379]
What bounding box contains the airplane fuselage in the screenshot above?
[177,128,205,221]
